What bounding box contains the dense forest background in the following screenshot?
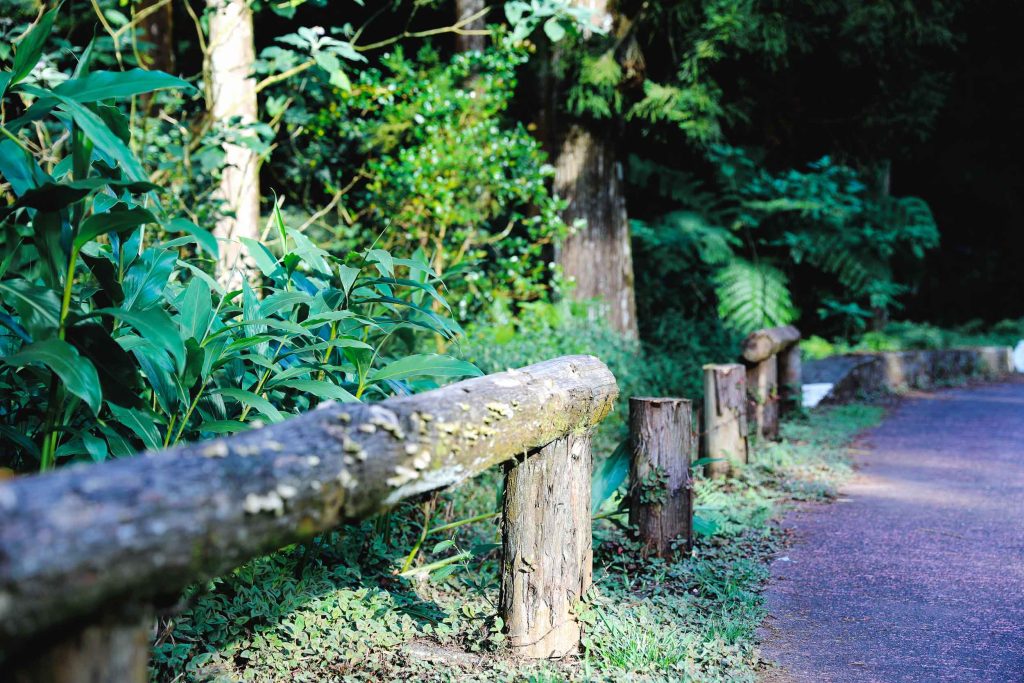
[2,1,1024,680]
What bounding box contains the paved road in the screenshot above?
[761,380,1024,683]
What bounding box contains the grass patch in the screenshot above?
[150,404,883,682]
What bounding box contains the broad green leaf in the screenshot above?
[24,89,149,181]
[369,354,481,383]
[0,139,51,195]
[0,280,60,341]
[0,424,41,460]
[273,378,358,403]
[54,68,193,102]
[239,236,281,277]
[2,338,102,414]
[591,438,629,514]
[218,388,285,423]
[431,539,456,554]
[98,424,135,457]
[75,206,158,249]
[177,259,225,297]
[82,431,108,462]
[122,247,176,311]
[0,72,11,98]
[366,248,394,277]
[197,420,249,435]
[101,307,185,371]
[177,277,214,342]
[242,281,269,357]
[287,227,332,275]
[11,7,58,85]
[261,290,312,316]
[168,217,218,258]
[16,178,158,211]
[126,339,181,414]
[107,404,162,451]
[338,265,359,297]
[543,17,566,42]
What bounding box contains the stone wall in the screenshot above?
[804,347,1014,404]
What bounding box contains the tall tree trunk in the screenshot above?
[454,0,487,52]
[137,0,175,74]
[207,0,260,288]
[554,125,638,337]
[552,1,639,338]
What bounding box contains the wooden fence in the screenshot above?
[17,325,1005,681]
[0,355,617,679]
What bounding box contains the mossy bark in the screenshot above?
[9,605,152,683]
[0,356,617,647]
[500,432,593,658]
[628,397,694,557]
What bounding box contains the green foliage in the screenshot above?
[278,39,567,322]
[630,147,939,335]
[0,24,475,471]
[713,260,797,333]
[801,318,1024,359]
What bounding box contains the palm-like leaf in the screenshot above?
[713,260,797,333]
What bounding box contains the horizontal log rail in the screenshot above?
[0,355,618,658]
[741,325,801,363]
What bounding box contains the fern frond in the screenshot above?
[713,260,797,333]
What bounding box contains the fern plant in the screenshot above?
[713,261,797,333]
[629,147,938,335]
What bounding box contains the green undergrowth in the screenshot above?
[802,318,1024,360]
[150,404,882,682]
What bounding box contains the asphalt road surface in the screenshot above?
[761,379,1024,683]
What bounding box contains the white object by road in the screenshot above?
[802,383,834,408]
[1014,340,1024,373]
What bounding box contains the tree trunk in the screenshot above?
[454,0,487,52]
[500,432,592,658]
[137,0,175,74]
[9,606,152,683]
[703,363,748,478]
[777,343,802,413]
[551,0,638,339]
[554,125,638,338]
[628,397,694,557]
[207,0,260,288]
[746,356,779,442]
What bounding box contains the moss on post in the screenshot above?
[500,433,593,658]
[629,397,695,557]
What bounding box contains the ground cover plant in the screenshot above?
[149,403,883,682]
[802,318,1024,360]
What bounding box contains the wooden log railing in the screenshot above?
[741,325,802,443]
[0,355,618,678]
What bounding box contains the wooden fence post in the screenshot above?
[10,606,152,683]
[703,364,748,478]
[777,343,802,413]
[500,432,593,658]
[628,397,694,557]
[746,356,779,442]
